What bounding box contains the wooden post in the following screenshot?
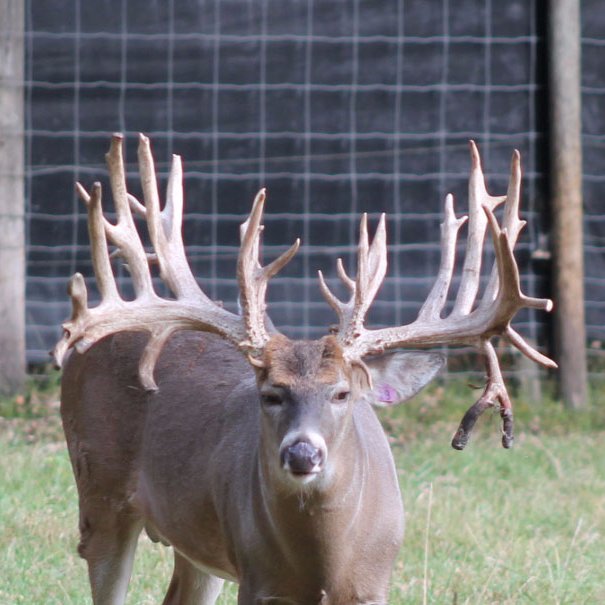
[548,0,587,408]
[0,0,26,395]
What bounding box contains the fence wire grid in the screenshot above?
[23,0,603,380]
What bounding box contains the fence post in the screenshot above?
[548,0,587,408]
[0,0,26,395]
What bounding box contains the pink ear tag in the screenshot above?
[376,384,398,405]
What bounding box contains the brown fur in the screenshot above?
[262,334,348,387]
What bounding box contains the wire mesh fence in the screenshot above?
[24,0,598,382]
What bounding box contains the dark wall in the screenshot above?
[25,0,555,362]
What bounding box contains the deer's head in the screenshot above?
[250,334,442,490]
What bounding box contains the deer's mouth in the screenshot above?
[285,468,323,488]
[290,467,321,478]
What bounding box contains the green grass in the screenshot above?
[1,379,604,604]
[390,433,605,603]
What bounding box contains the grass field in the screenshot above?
[1,375,604,604]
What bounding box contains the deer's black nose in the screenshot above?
[281,441,324,474]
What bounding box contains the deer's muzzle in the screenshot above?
[280,439,325,476]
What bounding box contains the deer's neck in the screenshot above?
[248,414,386,603]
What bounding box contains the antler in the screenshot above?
[318,213,387,347]
[319,141,556,449]
[54,133,297,389]
[238,189,300,358]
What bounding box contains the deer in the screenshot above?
[54,133,555,605]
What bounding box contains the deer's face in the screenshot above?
[255,334,370,490]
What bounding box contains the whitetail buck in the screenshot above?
[55,134,555,605]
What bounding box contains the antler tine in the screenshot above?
[77,181,120,301]
[137,134,208,301]
[480,149,526,307]
[127,193,147,219]
[53,180,125,369]
[105,134,155,298]
[418,194,468,321]
[237,189,300,355]
[506,326,556,368]
[451,141,506,317]
[356,214,370,305]
[318,214,387,353]
[352,213,387,333]
[483,206,556,366]
[451,340,514,450]
[53,272,88,367]
[238,189,270,351]
[336,258,355,291]
[316,259,357,328]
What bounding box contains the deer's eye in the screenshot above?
[261,391,284,406]
[332,390,350,404]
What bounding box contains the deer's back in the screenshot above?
[60,331,256,515]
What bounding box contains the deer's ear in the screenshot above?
[362,351,445,407]
[349,359,373,394]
